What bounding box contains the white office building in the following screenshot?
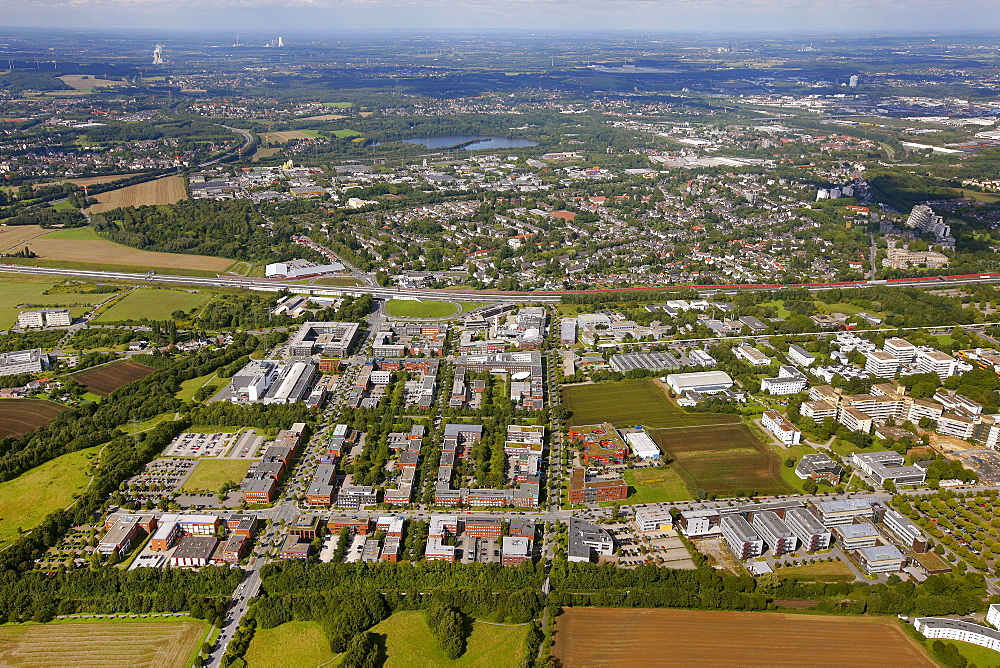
[915,617,1000,652]
[761,409,802,446]
[784,507,831,551]
[721,515,763,559]
[752,511,796,556]
[915,349,959,380]
[851,451,926,487]
[734,345,771,366]
[760,366,809,396]
[787,344,816,367]
[865,350,899,378]
[884,338,917,363]
[624,431,661,460]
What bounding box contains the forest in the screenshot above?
[91,199,326,263]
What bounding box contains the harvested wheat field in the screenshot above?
[263,130,314,143]
[0,225,48,253]
[552,608,934,668]
[298,113,347,121]
[28,233,232,272]
[66,174,140,187]
[0,620,205,667]
[87,176,186,213]
[58,75,127,90]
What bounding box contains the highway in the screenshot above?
[7,263,1000,308]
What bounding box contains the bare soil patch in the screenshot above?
[553,608,934,668]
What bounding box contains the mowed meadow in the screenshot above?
[0,620,207,668]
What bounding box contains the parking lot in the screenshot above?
[163,432,240,458]
[226,431,266,459]
[122,459,195,505]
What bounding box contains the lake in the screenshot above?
[398,135,538,150]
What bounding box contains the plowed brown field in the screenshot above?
[71,359,155,395]
[552,608,934,668]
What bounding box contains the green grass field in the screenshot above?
[936,640,1000,668]
[244,621,335,668]
[0,279,109,328]
[42,226,102,240]
[0,256,226,278]
[563,379,740,429]
[386,299,460,318]
[176,372,219,401]
[179,459,249,493]
[0,446,98,548]
[94,289,210,322]
[366,611,529,668]
[652,423,793,497]
[332,129,363,138]
[325,102,354,108]
[311,276,363,286]
[620,467,691,503]
[777,560,855,579]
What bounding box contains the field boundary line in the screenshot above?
[647,421,745,432]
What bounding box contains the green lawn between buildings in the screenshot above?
[179,459,250,493]
[619,467,692,504]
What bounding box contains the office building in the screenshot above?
[883,508,927,552]
[833,523,879,550]
[569,468,628,504]
[787,344,816,367]
[851,451,926,487]
[751,511,797,556]
[567,518,614,562]
[784,507,831,551]
[760,366,809,396]
[761,410,802,446]
[865,350,899,378]
[734,346,771,366]
[810,497,883,526]
[794,454,843,485]
[721,515,764,559]
[0,348,50,376]
[287,321,360,357]
[915,349,959,380]
[854,545,906,574]
[915,617,1000,653]
[170,535,218,567]
[502,536,532,565]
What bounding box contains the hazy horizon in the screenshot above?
[1,0,998,35]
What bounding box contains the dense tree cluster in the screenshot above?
[92,199,323,263]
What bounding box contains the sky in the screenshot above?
[1,0,999,32]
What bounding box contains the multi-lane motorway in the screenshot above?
[6,264,1000,308]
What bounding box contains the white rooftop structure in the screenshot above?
[624,431,661,459]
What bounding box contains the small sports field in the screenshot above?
[386,299,460,318]
[562,379,739,429]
